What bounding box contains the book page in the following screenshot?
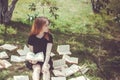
[1,60,12,68]
[57,45,72,55]
[0,51,9,59]
[26,52,44,62]
[51,52,55,57]
[24,45,30,52]
[69,57,78,64]
[78,64,89,74]
[52,70,65,77]
[80,67,89,74]
[63,55,78,64]
[51,77,66,80]
[0,44,17,51]
[14,75,29,80]
[53,59,67,70]
[62,64,80,77]
[11,55,25,62]
[69,76,90,80]
[17,45,30,56]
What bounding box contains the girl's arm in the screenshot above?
[28,45,33,52]
[44,43,53,64]
[28,45,37,64]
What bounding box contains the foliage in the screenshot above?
[91,0,120,23]
[26,0,59,23]
[0,24,17,35]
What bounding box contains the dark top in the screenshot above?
[27,33,53,59]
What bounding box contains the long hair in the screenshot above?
[30,17,50,40]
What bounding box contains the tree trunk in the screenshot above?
[91,0,100,13]
[0,0,18,24]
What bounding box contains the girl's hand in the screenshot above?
[29,60,37,64]
[32,60,37,64]
[28,60,32,63]
[42,63,50,73]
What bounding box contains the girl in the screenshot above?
[26,17,53,80]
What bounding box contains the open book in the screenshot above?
[0,44,17,51]
[63,55,78,64]
[57,45,72,55]
[69,76,90,80]
[79,64,89,74]
[53,59,67,70]
[11,55,26,62]
[17,45,30,56]
[0,51,9,59]
[52,70,65,77]
[51,52,55,57]
[51,77,66,80]
[26,52,44,62]
[62,64,80,77]
[0,60,12,68]
[14,75,29,80]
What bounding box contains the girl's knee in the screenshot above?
[33,64,41,73]
[42,68,50,74]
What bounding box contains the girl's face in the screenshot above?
[42,21,49,33]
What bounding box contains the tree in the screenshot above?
[0,0,18,24]
[91,0,109,13]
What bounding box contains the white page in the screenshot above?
[69,76,90,80]
[63,55,78,64]
[0,44,17,51]
[78,64,89,74]
[69,57,78,64]
[51,52,55,57]
[51,77,66,80]
[11,55,25,62]
[26,52,44,62]
[0,60,12,68]
[62,64,80,77]
[17,45,30,56]
[80,67,89,74]
[14,75,29,80]
[0,51,9,59]
[52,70,65,77]
[57,45,72,55]
[53,59,67,70]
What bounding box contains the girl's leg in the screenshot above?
[32,64,41,80]
[42,64,50,80]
